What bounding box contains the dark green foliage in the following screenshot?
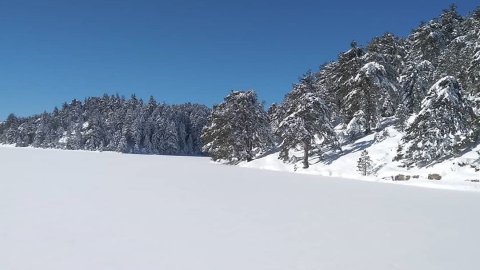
[201,90,273,163]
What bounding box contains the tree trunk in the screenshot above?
[365,110,371,134]
[364,82,373,135]
[365,127,371,135]
[303,142,309,169]
[246,138,252,162]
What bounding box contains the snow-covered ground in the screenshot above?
[1,146,480,270]
[241,124,480,191]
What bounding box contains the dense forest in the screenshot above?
[0,95,210,155]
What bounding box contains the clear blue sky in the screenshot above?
[0,0,477,120]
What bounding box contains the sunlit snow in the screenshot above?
[1,146,480,270]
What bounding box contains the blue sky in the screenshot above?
[0,0,478,120]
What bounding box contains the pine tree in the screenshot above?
[366,32,407,79]
[32,112,50,148]
[201,90,273,163]
[435,7,479,96]
[407,5,462,66]
[267,103,281,133]
[461,8,480,95]
[343,62,396,134]
[398,76,478,166]
[394,102,409,131]
[357,150,374,176]
[324,41,365,113]
[276,72,338,168]
[400,60,435,113]
[3,114,20,144]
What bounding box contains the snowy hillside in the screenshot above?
[1,146,480,270]
[241,120,480,191]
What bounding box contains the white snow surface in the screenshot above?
[1,146,480,270]
[242,124,480,192]
[359,61,385,77]
[421,76,462,109]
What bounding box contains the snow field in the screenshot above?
[1,146,480,270]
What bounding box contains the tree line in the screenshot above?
[1,5,480,169]
[0,94,210,155]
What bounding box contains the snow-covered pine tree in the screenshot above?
[400,60,435,113]
[343,62,396,135]
[16,121,35,147]
[2,114,20,144]
[324,41,365,114]
[276,72,338,168]
[467,7,480,96]
[366,32,407,81]
[407,5,462,66]
[184,103,210,155]
[394,102,409,131]
[459,7,480,96]
[357,150,374,176]
[0,121,5,142]
[201,90,273,163]
[400,5,465,112]
[398,76,478,167]
[267,103,281,135]
[315,63,341,121]
[32,112,50,148]
[435,6,480,97]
